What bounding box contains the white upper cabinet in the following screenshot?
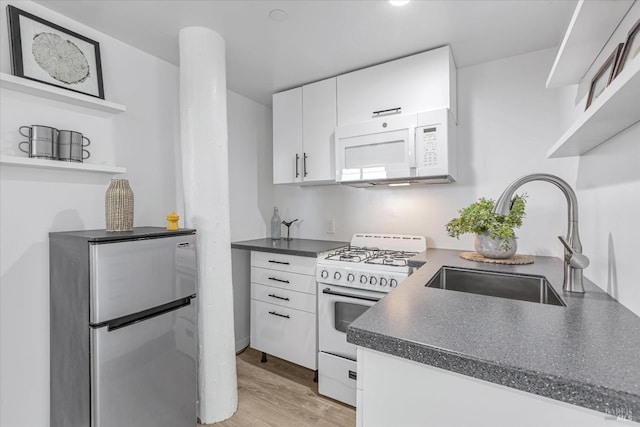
[272,77,337,184]
[302,78,336,182]
[336,46,457,126]
[273,87,303,184]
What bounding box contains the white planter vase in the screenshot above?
[474,232,516,259]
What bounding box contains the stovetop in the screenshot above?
[317,233,426,293]
[323,246,419,267]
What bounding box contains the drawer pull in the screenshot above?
[268,311,290,319]
[348,370,357,381]
[268,260,290,265]
[268,293,290,301]
[268,277,290,284]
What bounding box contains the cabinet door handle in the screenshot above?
[303,152,308,177]
[268,260,290,265]
[348,370,357,380]
[268,293,290,301]
[268,276,290,284]
[295,153,300,178]
[268,311,290,319]
[372,107,402,118]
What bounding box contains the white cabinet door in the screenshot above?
[337,46,456,126]
[273,87,303,184]
[358,347,614,427]
[302,77,336,182]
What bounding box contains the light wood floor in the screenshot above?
[199,348,356,427]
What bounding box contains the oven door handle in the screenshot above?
[322,288,381,302]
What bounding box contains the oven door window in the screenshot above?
[334,302,369,333]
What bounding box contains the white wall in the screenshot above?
[227,90,274,352]
[0,2,181,426]
[576,124,640,316]
[0,1,275,422]
[564,2,640,316]
[0,3,275,424]
[275,48,577,257]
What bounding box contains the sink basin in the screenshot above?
[425,267,565,306]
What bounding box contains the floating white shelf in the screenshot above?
[0,72,126,115]
[0,155,126,174]
[546,0,634,88]
[547,56,640,158]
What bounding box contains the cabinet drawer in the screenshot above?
[318,352,357,407]
[250,300,317,370]
[251,283,316,313]
[250,266,317,295]
[251,251,316,276]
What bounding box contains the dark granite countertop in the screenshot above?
[231,238,348,257]
[347,248,640,421]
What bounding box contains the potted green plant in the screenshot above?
[445,195,527,259]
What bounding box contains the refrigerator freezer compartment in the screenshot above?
[89,234,196,323]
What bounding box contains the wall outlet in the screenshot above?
[326,219,335,234]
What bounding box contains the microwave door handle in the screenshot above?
[322,288,381,302]
[408,124,416,167]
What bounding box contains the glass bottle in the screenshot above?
[271,207,282,240]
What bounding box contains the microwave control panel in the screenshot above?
[415,121,447,174]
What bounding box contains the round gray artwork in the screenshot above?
[32,32,90,84]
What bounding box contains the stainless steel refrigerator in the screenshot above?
[49,227,197,427]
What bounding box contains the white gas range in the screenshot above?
[316,233,427,406]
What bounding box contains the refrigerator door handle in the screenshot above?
[92,295,195,332]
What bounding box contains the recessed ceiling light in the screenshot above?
[389,0,410,6]
[269,9,288,22]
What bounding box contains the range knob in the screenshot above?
[360,275,367,284]
[347,273,355,282]
[380,277,388,287]
[389,278,398,288]
[334,271,342,280]
[321,270,329,279]
[369,276,377,285]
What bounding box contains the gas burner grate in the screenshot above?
[324,246,381,263]
[364,251,419,267]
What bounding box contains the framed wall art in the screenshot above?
[585,43,624,110]
[6,5,105,99]
[614,18,640,78]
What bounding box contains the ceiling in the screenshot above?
[34,0,577,107]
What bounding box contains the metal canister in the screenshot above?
[18,125,58,159]
[58,130,90,162]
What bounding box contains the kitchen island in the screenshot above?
[348,249,640,425]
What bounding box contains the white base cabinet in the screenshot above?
[357,347,618,427]
[250,251,317,370]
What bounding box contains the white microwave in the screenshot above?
[335,108,457,187]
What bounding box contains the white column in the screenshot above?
[178,27,238,423]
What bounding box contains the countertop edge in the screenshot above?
[231,242,317,257]
[231,238,349,258]
[349,326,639,419]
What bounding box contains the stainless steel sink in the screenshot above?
[425,267,565,306]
